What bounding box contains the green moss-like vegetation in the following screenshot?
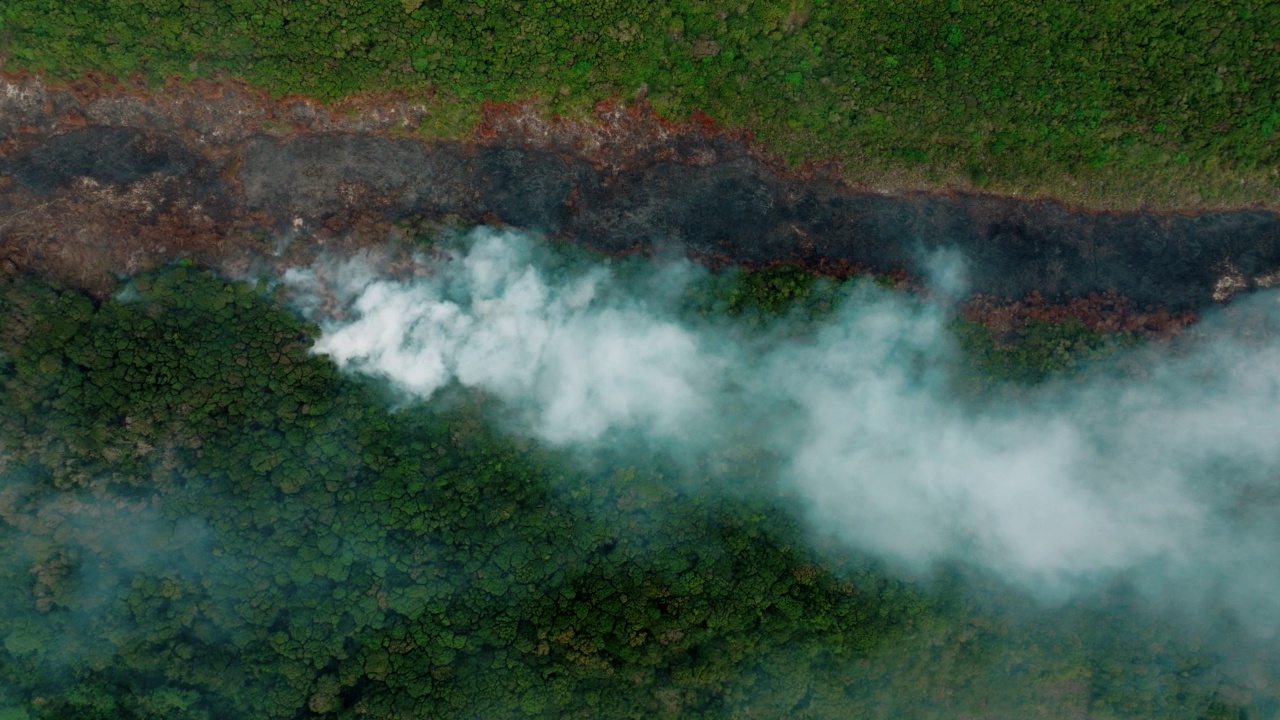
[0,260,1260,718]
[950,316,1140,388]
[2,1,1278,206]
[677,262,855,329]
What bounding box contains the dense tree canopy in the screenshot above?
[0,253,1259,718]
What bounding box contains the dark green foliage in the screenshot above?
[2,1,1279,201]
[677,263,852,330]
[0,265,928,718]
[950,316,1139,388]
[0,264,1258,718]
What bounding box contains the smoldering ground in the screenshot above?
[286,225,1280,635]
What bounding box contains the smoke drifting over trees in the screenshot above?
[0,224,1275,718]
[295,226,1280,629]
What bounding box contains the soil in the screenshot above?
[2,71,1278,338]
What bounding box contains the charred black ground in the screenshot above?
[4,125,1279,311]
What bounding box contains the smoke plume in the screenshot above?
[285,226,1280,630]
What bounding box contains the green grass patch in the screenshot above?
[1,0,1277,206]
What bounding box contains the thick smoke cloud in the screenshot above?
[286,226,1280,630]
[285,234,720,444]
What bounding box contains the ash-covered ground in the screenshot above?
[2,74,1279,316]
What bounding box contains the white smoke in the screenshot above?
[285,225,1280,628]
[286,232,719,444]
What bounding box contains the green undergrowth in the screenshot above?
[950,316,1140,389]
[2,1,1279,206]
[677,262,863,328]
[678,261,1139,389]
[0,260,1254,718]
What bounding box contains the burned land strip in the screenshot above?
[1,74,1279,334]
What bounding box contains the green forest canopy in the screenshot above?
[2,0,1279,207]
[0,254,1263,719]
